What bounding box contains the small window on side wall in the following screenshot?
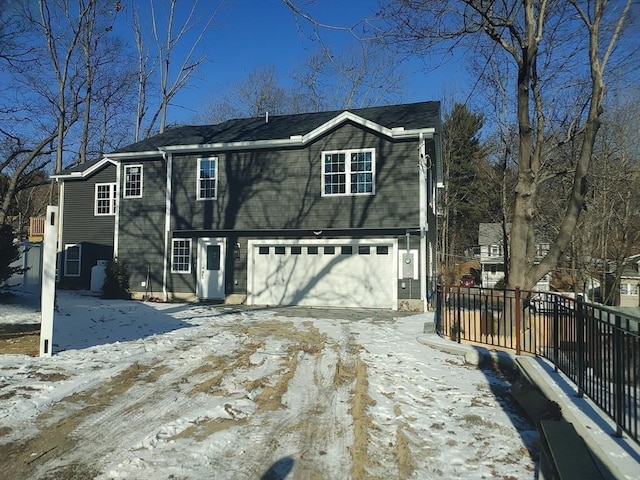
[95,183,117,215]
[171,239,192,273]
[64,244,81,277]
[124,165,143,198]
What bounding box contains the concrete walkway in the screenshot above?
[417,329,640,480]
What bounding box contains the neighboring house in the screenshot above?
[478,223,550,290]
[618,254,640,307]
[53,102,443,310]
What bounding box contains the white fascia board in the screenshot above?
[162,137,302,153]
[152,115,436,154]
[106,151,162,159]
[52,157,119,180]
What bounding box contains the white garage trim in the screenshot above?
[247,238,398,310]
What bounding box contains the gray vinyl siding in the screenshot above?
[115,122,437,300]
[60,165,116,288]
[170,124,423,232]
[116,158,173,295]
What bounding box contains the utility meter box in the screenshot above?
[402,253,414,279]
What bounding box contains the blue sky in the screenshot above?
[127,0,471,123]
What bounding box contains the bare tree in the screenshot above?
[0,0,132,225]
[201,66,290,124]
[130,0,224,138]
[291,43,405,111]
[373,0,636,290]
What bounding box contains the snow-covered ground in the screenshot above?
[0,290,538,479]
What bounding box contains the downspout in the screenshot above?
[56,180,64,257]
[419,132,428,312]
[113,158,120,259]
[160,148,172,302]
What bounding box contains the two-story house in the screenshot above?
[478,223,550,290]
[52,102,443,310]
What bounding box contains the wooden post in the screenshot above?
[40,206,58,357]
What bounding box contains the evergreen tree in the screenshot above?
[441,103,496,267]
[0,225,23,288]
[102,258,131,299]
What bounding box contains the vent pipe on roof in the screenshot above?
[265,111,269,123]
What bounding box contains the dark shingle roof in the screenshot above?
[112,101,440,154]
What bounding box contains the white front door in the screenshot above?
[197,238,225,300]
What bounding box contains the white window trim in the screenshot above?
[171,238,192,274]
[64,243,82,277]
[321,148,375,197]
[94,182,117,216]
[123,164,143,198]
[197,157,218,200]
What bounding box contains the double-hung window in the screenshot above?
[197,157,218,200]
[64,244,81,277]
[171,239,192,273]
[322,148,375,196]
[124,165,143,198]
[95,183,117,215]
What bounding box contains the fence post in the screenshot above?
[576,299,585,398]
[515,287,521,355]
[456,286,462,343]
[613,315,624,438]
[435,285,442,335]
[552,303,559,373]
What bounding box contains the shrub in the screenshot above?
[102,258,131,299]
[0,225,23,288]
[494,277,507,290]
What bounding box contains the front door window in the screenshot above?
[197,238,225,300]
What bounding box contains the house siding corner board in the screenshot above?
[59,165,116,288]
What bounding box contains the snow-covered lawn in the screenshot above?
[0,290,538,479]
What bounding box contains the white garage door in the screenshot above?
[248,239,398,309]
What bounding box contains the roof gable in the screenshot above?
[54,101,440,177]
[111,101,439,155]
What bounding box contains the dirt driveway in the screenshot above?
[0,300,537,479]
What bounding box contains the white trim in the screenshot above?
[419,132,428,310]
[52,158,118,179]
[170,238,192,274]
[321,148,376,197]
[162,152,172,301]
[196,157,218,200]
[57,181,65,255]
[123,164,144,198]
[63,243,82,277]
[114,164,121,258]
[94,182,117,216]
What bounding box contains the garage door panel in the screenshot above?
[250,241,396,309]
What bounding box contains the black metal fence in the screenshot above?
[436,285,640,445]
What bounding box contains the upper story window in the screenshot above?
[322,148,375,196]
[490,245,501,257]
[124,165,143,198]
[95,183,117,216]
[197,157,218,200]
